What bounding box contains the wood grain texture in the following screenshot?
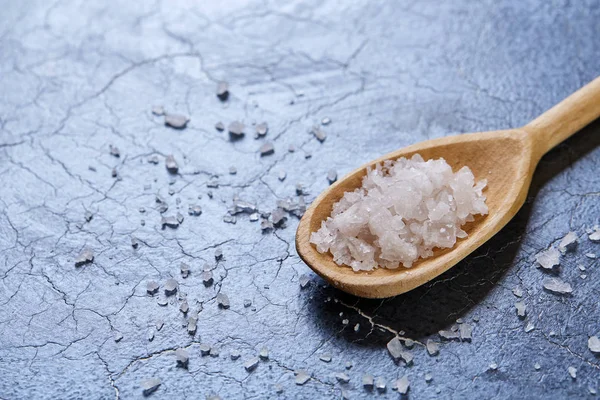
[296,76,600,298]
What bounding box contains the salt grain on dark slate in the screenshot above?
[259,142,274,156]
[164,278,178,295]
[157,297,168,306]
[288,144,296,152]
[179,300,189,314]
[131,237,139,249]
[180,263,190,278]
[255,122,268,138]
[161,216,179,229]
[156,320,164,331]
[200,344,211,356]
[215,121,225,131]
[210,347,220,358]
[148,155,159,164]
[426,339,439,356]
[165,155,178,173]
[243,299,252,308]
[278,170,286,181]
[229,166,237,175]
[75,248,94,267]
[230,349,241,360]
[85,211,93,222]
[140,378,161,396]
[202,270,213,287]
[363,374,374,388]
[175,348,189,368]
[327,169,337,184]
[216,81,229,101]
[271,209,287,228]
[460,323,473,341]
[588,336,600,354]
[543,277,573,295]
[228,121,245,139]
[294,370,310,385]
[335,372,350,384]
[245,357,259,372]
[164,113,190,129]
[111,167,117,178]
[396,376,410,395]
[187,317,197,334]
[515,302,527,318]
[188,204,202,217]
[375,377,386,392]
[109,144,120,157]
[176,212,184,224]
[311,126,327,142]
[151,105,165,116]
[217,293,230,309]
[259,347,269,360]
[299,274,310,289]
[114,331,123,342]
[147,281,159,295]
[147,329,154,342]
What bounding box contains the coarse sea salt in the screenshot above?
[310,154,488,271]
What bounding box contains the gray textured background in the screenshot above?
[1,0,599,399]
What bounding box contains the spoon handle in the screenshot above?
[524,76,600,158]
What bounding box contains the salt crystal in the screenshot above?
[568,366,577,379]
[114,331,123,342]
[230,349,241,360]
[321,117,331,125]
[259,347,269,360]
[515,302,527,318]
[278,170,286,181]
[536,247,560,270]
[165,114,189,129]
[585,253,597,259]
[588,336,600,354]
[513,286,523,297]
[255,122,268,137]
[534,363,541,370]
[375,377,386,392]
[299,274,310,289]
[589,227,600,242]
[362,374,374,388]
[176,348,189,368]
[489,362,498,371]
[425,373,433,383]
[294,370,310,385]
[310,155,488,271]
[164,278,178,295]
[215,121,225,131]
[335,372,350,383]
[152,105,165,116]
[543,277,573,295]
[228,121,245,139]
[259,142,274,156]
[460,323,473,341]
[558,231,578,253]
[216,81,229,101]
[165,155,179,174]
[319,354,332,363]
[244,357,259,372]
[217,293,230,308]
[146,281,159,295]
[525,322,535,333]
[75,248,94,267]
[396,376,410,395]
[426,339,439,356]
[140,378,161,395]
[312,127,327,142]
[327,169,337,184]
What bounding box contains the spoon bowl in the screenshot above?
[296,77,600,298]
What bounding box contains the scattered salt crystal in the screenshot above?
[321,117,331,125]
[426,339,439,356]
[558,231,578,253]
[259,347,269,360]
[230,349,241,360]
[362,374,374,388]
[244,357,259,372]
[255,122,268,137]
[534,363,541,370]
[114,331,123,342]
[164,278,178,295]
[543,277,573,295]
[176,348,189,368]
[515,302,527,318]
[345,361,353,369]
[299,274,310,289]
[589,227,600,242]
[535,247,560,270]
[512,286,523,297]
[217,293,230,308]
[327,169,337,184]
[75,248,94,267]
[294,370,310,385]
[396,376,410,395]
[310,155,488,271]
[425,373,433,383]
[140,378,161,395]
[525,322,535,333]
[216,81,229,101]
[319,354,332,363]
[164,114,189,129]
[335,372,350,383]
[585,253,597,259]
[489,362,498,371]
[588,336,600,354]
[259,142,274,156]
[375,377,386,392]
[568,366,577,379]
[460,323,473,341]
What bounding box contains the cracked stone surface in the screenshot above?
[0,1,599,399]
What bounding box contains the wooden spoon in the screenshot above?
[296,77,600,298]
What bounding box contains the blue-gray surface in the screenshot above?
[1,0,599,399]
